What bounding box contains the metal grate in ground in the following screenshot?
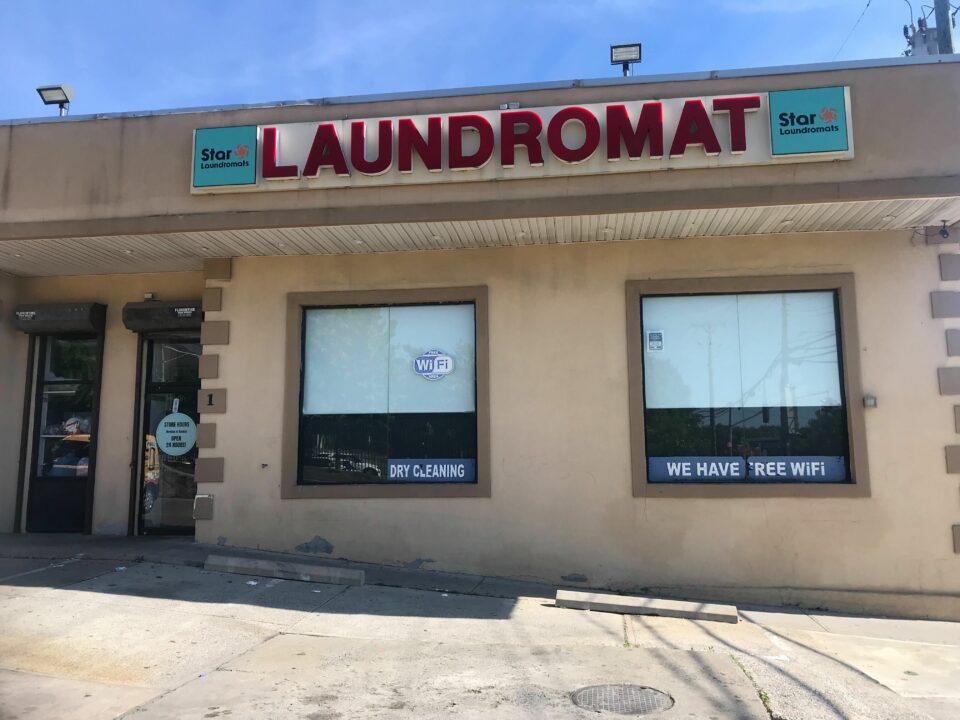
[571,684,674,715]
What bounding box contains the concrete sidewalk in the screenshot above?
[0,533,559,598]
[0,535,959,719]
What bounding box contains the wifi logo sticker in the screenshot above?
[413,350,454,380]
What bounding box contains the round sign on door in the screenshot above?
[155,412,197,456]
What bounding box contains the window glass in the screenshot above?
[37,384,93,477]
[299,302,477,485]
[388,305,476,413]
[302,308,389,415]
[641,290,849,483]
[44,338,97,382]
[149,342,201,384]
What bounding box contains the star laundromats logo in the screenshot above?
[198,141,252,169]
[776,104,842,136]
[193,125,258,188]
[819,106,838,124]
[768,87,849,156]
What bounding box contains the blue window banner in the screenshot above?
[768,86,850,156]
[193,126,258,188]
[648,456,846,483]
[387,459,476,483]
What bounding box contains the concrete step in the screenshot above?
[204,554,364,586]
[556,589,738,624]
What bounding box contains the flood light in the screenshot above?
[610,43,641,77]
[36,84,73,116]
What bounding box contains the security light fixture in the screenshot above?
[610,43,641,77]
[36,84,73,116]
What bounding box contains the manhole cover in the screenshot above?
[571,684,674,715]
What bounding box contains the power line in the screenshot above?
[834,0,874,59]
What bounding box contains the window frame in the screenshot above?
[282,286,490,499]
[626,273,870,499]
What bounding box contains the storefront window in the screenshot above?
[642,290,849,483]
[627,275,869,497]
[298,302,477,485]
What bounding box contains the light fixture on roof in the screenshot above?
[610,43,641,77]
[36,84,73,117]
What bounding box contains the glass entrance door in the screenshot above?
[26,335,102,533]
[139,338,201,534]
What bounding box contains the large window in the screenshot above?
[283,287,489,499]
[626,275,869,498]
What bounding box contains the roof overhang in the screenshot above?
[2,196,958,278]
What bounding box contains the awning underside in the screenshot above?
[1,196,958,278]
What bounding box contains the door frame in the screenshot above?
[22,332,105,534]
[128,332,201,535]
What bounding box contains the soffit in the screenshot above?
[1,196,958,278]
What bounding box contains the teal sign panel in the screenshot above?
[768,87,849,156]
[193,125,257,188]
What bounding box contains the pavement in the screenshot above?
[0,535,957,719]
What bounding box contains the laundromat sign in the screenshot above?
[192,86,853,193]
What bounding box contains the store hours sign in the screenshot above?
[192,87,853,192]
[155,412,197,457]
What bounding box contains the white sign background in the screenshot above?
[193,89,853,193]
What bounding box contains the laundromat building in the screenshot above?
[1,55,960,618]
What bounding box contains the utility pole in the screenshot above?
[935,0,955,54]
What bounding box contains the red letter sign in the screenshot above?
[397,117,443,172]
[398,117,442,173]
[449,115,495,170]
[669,100,721,158]
[547,107,600,163]
[606,103,663,160]
[261,127,299,179]
[351,119,393,175]
[712,96,760,154]
[302,123,349,177]
[501,111,544,168]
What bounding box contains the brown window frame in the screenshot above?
[282,286,490,500]
[626,273,870,499]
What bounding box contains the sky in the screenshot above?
[0,0,928,120]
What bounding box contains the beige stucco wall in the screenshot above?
[0,273,25,531]
[15,271,203,533]
[1,59,958,241]
[198,230,958,600]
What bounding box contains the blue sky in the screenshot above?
[0,0,921,120]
